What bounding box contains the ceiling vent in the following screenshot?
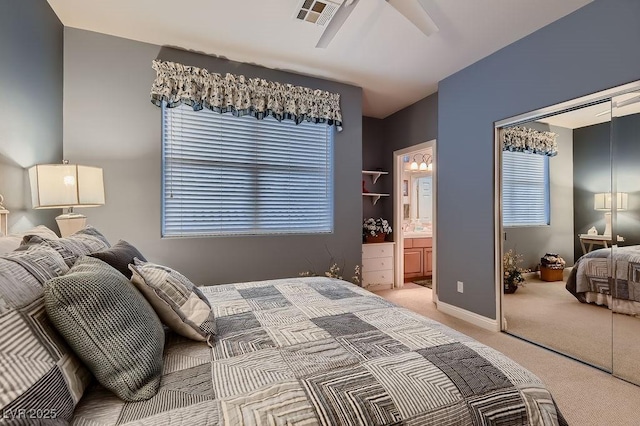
[295,0,345,26]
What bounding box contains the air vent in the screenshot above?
[295,0,344,27]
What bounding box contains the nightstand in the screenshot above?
[578,234,624,255]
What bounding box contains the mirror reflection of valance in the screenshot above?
[150,60,343,131]
[502,126,558,156]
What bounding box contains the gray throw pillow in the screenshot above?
[44,256,165,402]
[88,239,147,279]
[129,258,216,342]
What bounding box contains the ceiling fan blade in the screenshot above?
[316,0,361,48]
[386,0,439,37]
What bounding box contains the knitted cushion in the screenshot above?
[22,226,110,267]
[44,256,165,402]
[88,240,147,279]
[0,246,90,423]
[129,258,216,342]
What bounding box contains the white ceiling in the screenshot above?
[537,93,640,129]
[47,0,592,118]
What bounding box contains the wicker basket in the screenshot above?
[540,265,564,282]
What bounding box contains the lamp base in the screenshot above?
[603,212,612,237]
[56,213,87,237]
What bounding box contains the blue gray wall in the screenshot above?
[63,28,363,285]
[362,117,387,223]
[438,0,640,319]
[573,114,640,260]
[0,0,63,233]
[361,94,438,238]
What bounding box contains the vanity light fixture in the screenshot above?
[410,155,419,171]
[410,154,433,172]
[419,154,433,171]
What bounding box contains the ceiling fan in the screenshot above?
[294,0,440,48]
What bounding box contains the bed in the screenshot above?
[0,218,566,425]
[70,276,566,425]
[566,245,640,316]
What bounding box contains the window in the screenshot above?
[162,104,334,237]
[502,150,549,227]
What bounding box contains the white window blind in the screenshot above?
[502,150,549,227]
[162,104,334,237]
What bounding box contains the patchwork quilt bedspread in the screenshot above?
[566,245,640,305]
[72,277,565,425]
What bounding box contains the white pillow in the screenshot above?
[0,235,21,254]
[0,225,59,254]
[17,225,60,240]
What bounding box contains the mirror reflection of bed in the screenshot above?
[499,82,640,386]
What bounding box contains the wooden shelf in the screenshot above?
[362,170,389,185]
[362,193,389,205]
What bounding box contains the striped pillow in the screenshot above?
[0,245,91,423]
[22,226,110,267]
[129,258,216,342]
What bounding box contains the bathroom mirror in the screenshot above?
[411,175,433,222]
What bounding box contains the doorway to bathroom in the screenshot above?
[394,140,437,301]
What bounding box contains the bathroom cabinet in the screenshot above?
[403,237,432,281]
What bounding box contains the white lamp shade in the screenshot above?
[594,192,628,211]
[29,164,105,209]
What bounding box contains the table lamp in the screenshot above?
[29,162,105,237]
[594,192,628,236]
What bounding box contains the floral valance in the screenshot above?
[150,59,343,131]
[502,126,558,156]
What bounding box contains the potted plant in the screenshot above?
[363,218,392,243]
[503,249,530,293]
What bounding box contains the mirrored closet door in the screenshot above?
[611,90,640,385]
[500,100,614,372]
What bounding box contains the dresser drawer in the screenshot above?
[362,243,394,259]
[362,256,393,272]
[413,238,432,248]
[363,270,394,286]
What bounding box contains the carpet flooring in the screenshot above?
[375,283,640,426]
[504,271,640,383]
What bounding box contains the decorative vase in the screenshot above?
[504,282,518,294]
[365,233,386,243]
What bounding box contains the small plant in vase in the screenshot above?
[363,218,392,243]
[503,249,530,294]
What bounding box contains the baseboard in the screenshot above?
[436,301,500,332]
